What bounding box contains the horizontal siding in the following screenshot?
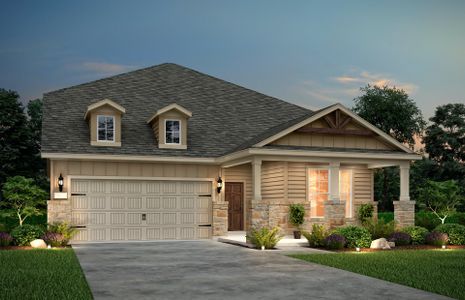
[261,162,286,202]
[224,164,252,206]
[353,168,373,203]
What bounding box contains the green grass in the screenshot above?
[0,249,92,300]
[290,250,465,300]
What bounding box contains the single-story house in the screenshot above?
[42,63,420,243]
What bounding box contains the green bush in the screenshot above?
[362,218,395,239]
[303,224,328,248]
[378,212,394,222]
[426,231,448,246]
[434,224,465,245]
[324,234,346,250]
[11,224,45,246]
[0,214,47,232]
[415,211,465,231]
[246,226,283,249]
[357,204,374,224]
[402,226,429,245]
[389,232,412,246]
[333,226,372,248]
[48,222,77,246]
[288,204,305,229]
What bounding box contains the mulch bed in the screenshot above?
[329,244,465,252]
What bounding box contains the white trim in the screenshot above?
[164,119,181,145]
[69,175,215,182]
[253,103,414,154]
[147,103,192,124]
[41,153,217,163]
[84,99,125,119]
[96,115,116,143]
[339,169,353,218]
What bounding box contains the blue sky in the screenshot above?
[1,0,464,118]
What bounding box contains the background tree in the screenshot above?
[1,176,47,226]
[353,85,425,211]
[417,180,464,224]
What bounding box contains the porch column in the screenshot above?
[250,158,268,229]
[325,162,345,228]
[394,162,415,228]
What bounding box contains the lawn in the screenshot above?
[0,249,92,300]
[290,250,465,300]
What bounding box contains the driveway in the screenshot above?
[73,241,449,300]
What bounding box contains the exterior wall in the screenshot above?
[88,105,123,146]
[223,164,252,230]
[272,119,394,151]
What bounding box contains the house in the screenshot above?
[42,63,421,243]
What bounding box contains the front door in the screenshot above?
[226,182,244,231]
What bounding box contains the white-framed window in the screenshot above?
[308,168,353,218]
[165,119,181,144]
[97,115,115,142]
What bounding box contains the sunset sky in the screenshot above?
[1,0,464,119]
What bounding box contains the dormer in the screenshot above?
[84,99,125,147]
[147,103,192,149]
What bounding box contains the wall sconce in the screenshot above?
[216,176,223,193]
[58,173,64,192]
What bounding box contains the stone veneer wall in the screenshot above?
[212,202,228,236]
[47,200,71,224]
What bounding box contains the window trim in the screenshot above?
[164,119,181,145]
[96,115,115,143]
[339,169,353,218]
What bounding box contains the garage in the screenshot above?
[70,179,213,243]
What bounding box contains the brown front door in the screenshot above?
[226,182,244,231]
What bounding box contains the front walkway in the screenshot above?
[73,241,449,300]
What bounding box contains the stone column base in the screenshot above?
[394,201,415,228]
[47,200,71,224]
[212,202,228,236]
[324,200,346,229]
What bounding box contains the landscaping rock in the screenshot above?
[30,239,47,249]
[388,242,395,248]
[370,238,391,249]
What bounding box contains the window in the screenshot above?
[308,168,353,218]
[165,120,180,144]
[97,115,115,142]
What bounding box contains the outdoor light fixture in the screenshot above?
[217,176,223,193]
[58,174,64,192]
[356,247,361,252]
[442,245,446,249]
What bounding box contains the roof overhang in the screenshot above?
[147,103,192,124]
[84,99,126,120]
[253,103,415,154]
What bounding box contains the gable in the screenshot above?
[259,105,413,153]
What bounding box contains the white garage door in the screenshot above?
[70,179,212,243]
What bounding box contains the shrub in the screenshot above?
[11,224,45,246]
[378,212,394,223]
[402,226,429,245]
[288,204,305,229]
[415,211,441,231]
[42,232,65,247]
[0,232,13,247]
[332,226,372,248]
[357,204,374,224]
[363,218,395,239]
[303,224,328,248]
[426,231,448,246]
[324,234,346,250]
[48,222,77,245]
[434,224,465,245]
[246,226,283,249]
[388,232,411,246]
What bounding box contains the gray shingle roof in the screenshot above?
[42,63,312,157]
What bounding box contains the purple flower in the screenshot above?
[388,232,411,246]
[42,232,65,247]
[0,232,13,247]
[426,231,448,246]
[325,233,346,250]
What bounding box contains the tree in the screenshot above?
[353,85,426,147]
[0,89,32,187]
[417,180,464,224]
[1,176,47,226]
[353,85,425,211]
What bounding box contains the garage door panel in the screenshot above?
[71,179,212,242]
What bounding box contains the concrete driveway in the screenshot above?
[73,241,449,300]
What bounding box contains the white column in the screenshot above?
[252,158,262,201]
[329,162,340,203]
[399,162,410,201]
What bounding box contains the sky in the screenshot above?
[1,0,464,119]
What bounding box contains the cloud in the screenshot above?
[75,62,136,75]
[333,70,418,94]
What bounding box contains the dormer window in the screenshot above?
[97,115,115,142]
[165,120,180,144]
